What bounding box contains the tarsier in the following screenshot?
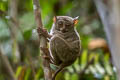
[38,16,81,80]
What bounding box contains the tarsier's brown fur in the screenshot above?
[49,16,81,80]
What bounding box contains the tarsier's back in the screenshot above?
[49,16,81,67]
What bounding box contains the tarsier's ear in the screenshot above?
[53,16,57,23]
[73,16,79,25]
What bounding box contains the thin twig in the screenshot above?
[32,0,52,80]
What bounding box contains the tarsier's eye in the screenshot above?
[58,21,63,25]
[65,23,71,26]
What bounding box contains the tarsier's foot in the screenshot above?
[40,47,49,55]
[37,27,52,39]
[43,56,50,60]
[40,47,54,64]
[43,56,54,64]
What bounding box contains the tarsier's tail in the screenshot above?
[52,65,64,80]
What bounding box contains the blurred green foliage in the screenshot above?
[0,0,116,80]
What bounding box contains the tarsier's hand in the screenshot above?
[37,27,52,39]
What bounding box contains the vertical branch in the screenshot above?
[32,0,52,80]
[25,46,36,80]
[9,0,20,63]
[0,46,16,80]
[9,0,36,78]
[94,0,120,79]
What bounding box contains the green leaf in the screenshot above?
[89,65,97,75]
[56,71,64,80]
[73,58,81,72]
[23,29,32,40]
[64,72,71,80]
[67,66,74,73]
[81,50,88,69]
[104,54,113,75]
[24,68,31,80]
[95,63,105,75]
[94,53,99,64]
[0,1,8,11]
[16,66,22,78]
[71,74,78,80]
[35,67,44,79]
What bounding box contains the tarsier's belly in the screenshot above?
[49,34,80,66]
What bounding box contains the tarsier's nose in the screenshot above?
[60,24,66,32]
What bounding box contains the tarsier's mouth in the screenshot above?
[61,30,66,33]
[61,29,68,33]
[60,28,68,33]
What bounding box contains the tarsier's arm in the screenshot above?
[71,40,81,54]
[50,35,72,62]
[37,27,52,40]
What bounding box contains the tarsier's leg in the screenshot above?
[51,35,72,62]
[40,47,55,64]
[50,37,62,65]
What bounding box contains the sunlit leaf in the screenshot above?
[67,66,74,73]
[71,74,78,80]
[89,65,97,75]
[81,50,87,69]
[104,54,113,75]
[24,68,31,80]
[16,66,23,78]
[73,59,81,72]
[94,53,99,64]
[35,67,44,79]
[104,75,110,80]
[95,63,105,75]
[64,72,71,80]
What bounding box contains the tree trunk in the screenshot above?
[94,0,120,79]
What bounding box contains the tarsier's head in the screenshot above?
[53,16,79,33]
